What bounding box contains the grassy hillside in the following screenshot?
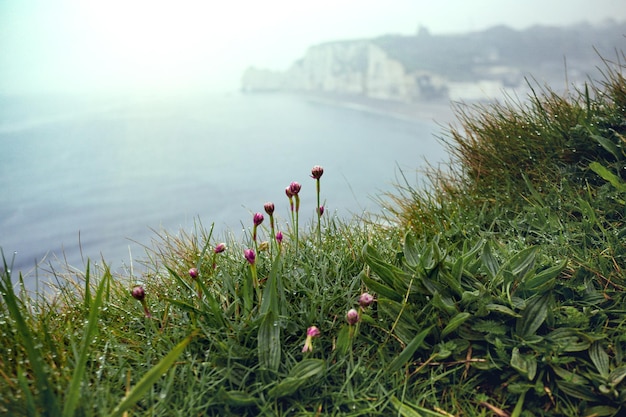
[1,55,625,416]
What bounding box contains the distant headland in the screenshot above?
[242,21,626,105]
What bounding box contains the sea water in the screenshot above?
[0,92,450,280]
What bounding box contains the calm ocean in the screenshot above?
[0,92,450,280]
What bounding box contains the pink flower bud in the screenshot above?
[310,165,324,179]
[214,243,226,253]
[276,231,283,244]
[131,285,145,301]
[317,206,324,216]
[289,181,301,195]
[244,248,256,265]
[253,212,264,226]
[346,308,359,325]
[188,267,199,279]
[131,286,151,318]
[285,187,294,198]
[358,292,374,308]
[264,202,275,215]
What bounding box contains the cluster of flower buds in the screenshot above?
[345,292,375,326]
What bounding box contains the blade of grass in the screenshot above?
[108,331,197,417]
[0,248,61,416]
[63,264,110,417]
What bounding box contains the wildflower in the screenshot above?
[253,212,264,226]
[214,243,226,254]
[310,165,324,179]
[346,308,359,325]
[252,212,264,241]
[131,285,145,301]
[289,181,301,195]
[131,285,152,318]
[245,248,259,291]
[358,292,374,308]
[311,166,324,244]
[286,187,295,213]
[244,248,256,265]
[188,267,199,279]
[264,202,275,216]
[276,230,283,244]
[302,325,321,352]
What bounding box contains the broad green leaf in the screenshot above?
[510,347,537,380]
[486,303,521,318]
[390,396,445,417]
[438,269,463,297]
[546,328,590,352]
[505,246,538,278]
[522,259,566,291]
[556,380,601,402]
[387,326,432,374]
[335,324,351,356]
[403,232,422,268]
[589,161,626,192]
[216,387,257,406]
[441,312,471,338]
[268,359,325,398]
[431,292,459,315]
[608,365,626,386]
[585,406,620,417]
[589,342,610,379]
[378,298,419,345]
[551,365,589,385]
[481,241,500,280]
[362,244,412,292]
[260,252,283,315]
[108,332,197,417]
[515,294,551,339]
[390,396,424,417]
[361,272,403,303]
[258,311,281,372]
[590,133,623,161]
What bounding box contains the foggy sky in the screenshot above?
[1,0,624,96]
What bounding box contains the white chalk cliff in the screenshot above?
[241,41,447,102]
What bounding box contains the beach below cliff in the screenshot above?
[294,92,459,126]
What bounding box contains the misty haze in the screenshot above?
[1,1,624,277]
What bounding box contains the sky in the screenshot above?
[0,0,624,95]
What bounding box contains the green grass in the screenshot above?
[2,54,626,416]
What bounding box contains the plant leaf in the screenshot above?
[515,293,551,339]
[589,342,610,379]
[441,312,471,338]
[258,311,281,372]
[0,249,61,416]
[387,326,432,374]
[481,241,500,281]
[108,331,197,417]
[63,267,110,417]
[268,359,325,398]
